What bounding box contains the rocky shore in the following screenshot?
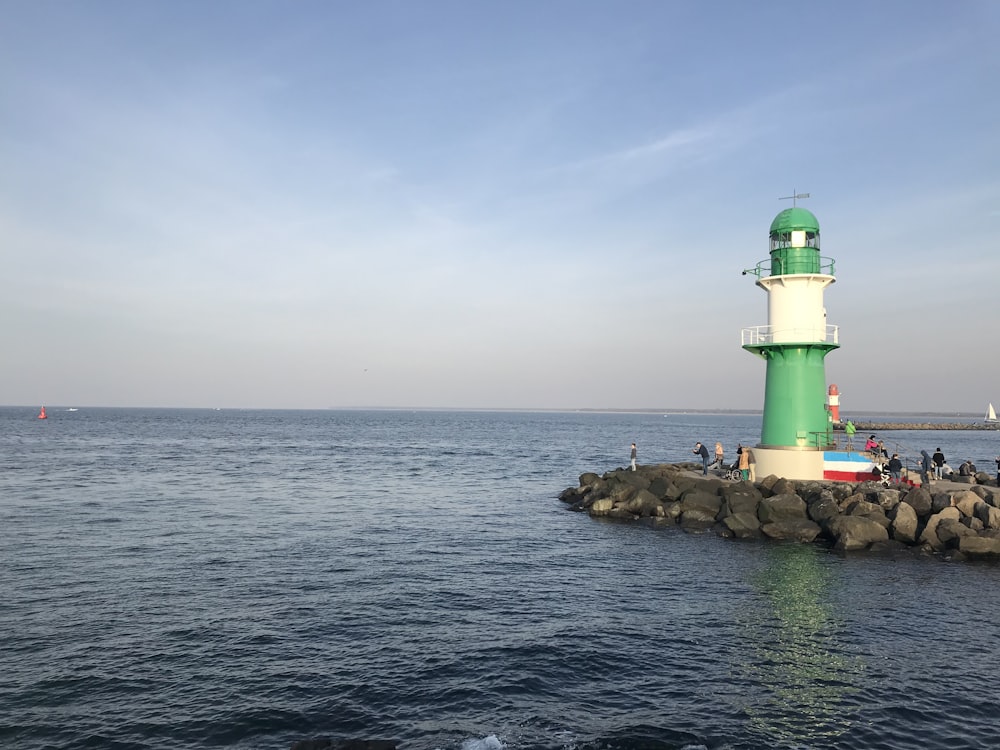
[558,463,1000,561]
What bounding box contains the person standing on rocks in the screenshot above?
[630,443,637,472]
[995,456,1000,485]
[888,453,903,484]
[746,446,756,482]
[694,442,710,475]
[920,450,933,486]
[711,442,724,472]
[932,448,946,479]
[737,444,750,481]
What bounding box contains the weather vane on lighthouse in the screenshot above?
[779,190,811,207]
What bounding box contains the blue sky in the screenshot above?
[2,1,998,412]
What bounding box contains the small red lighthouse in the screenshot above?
[827,384,840,424]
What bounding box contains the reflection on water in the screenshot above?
[737,545,864,746]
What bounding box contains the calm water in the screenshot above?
[2,407,1000,750]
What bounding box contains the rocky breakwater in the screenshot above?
[558,463,1000,561]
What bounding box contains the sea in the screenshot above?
[2,407,1000,750]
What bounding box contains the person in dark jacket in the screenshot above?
[920,450,933,486]
[888,453,903,484]
[932,448,946,479]
[694,442,710,475]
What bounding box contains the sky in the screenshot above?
[2,1,998,412]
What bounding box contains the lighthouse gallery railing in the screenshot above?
[741,325,840,346]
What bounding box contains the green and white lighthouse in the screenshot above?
[742,201,839,480]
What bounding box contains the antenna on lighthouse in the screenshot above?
[779,190,811,207]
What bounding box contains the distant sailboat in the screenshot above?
[986,402,998,423]
[37,406,47,419]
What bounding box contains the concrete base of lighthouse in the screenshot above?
[752,446,825,482]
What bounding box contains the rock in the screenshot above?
[579,472,601,486]
[824,515,890,550]
[648,476,672,499]
[722,511,762,538]
[588,497,615,515]
[724,491,761,517]
[936,518,977,548]
[902,487,933,517]
[952,491,982,518]
[959,535,1000,559]
[919,507,962,550]
[559,486,583,503]
[808,493,841,525]
[770,477,798,497]
[874,488,901,513]
[761,519,821,542]
[622,489,661,517]
[758,493,808,523]
[889,502,919,544]
[974,501,1000,530]
[679,488,723,518]
[679,508,718,529]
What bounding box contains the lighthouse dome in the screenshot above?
[770,207,820,235]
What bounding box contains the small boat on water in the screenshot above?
[986,402,998,423]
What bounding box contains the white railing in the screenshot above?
[741,325,839,346]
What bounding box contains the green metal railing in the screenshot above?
[742,256,836,278]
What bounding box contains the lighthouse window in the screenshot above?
[770,231,820,251]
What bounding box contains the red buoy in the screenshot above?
[37,406,47,419]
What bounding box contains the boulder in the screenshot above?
[761,519,822,543]
[874,489,901,513]
[952,491,982,518]
[808,494,842,525]
[559,486,584,503]
[622,489,662,517]
[588,497,615,515]
[679,508,718,529]
[770,477,798,497]
[648,476,672,500]
[959,535,1000,559]
[724,491,761,517]
[936,518,977,549]
[889,501,919,544]
[974,501,1000,530]
[902,487,933,517]
[758,493,808,523]
[824,515,890,551]
[919,507,962,550]
[608,469,650,490]
[722,511,762,538]
[679,488,723,518]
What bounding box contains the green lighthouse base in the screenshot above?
[744,342,839,449]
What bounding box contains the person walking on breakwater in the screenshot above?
[694,442,710,475]
[920,450,933,486]
[746,445,756,482]
[844,419,856,450]
[888,453,903,484]
[932,448,946,479]
[630,443,637,472]
[995,456,1000,485]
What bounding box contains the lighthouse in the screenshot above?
[741,201,839,480]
